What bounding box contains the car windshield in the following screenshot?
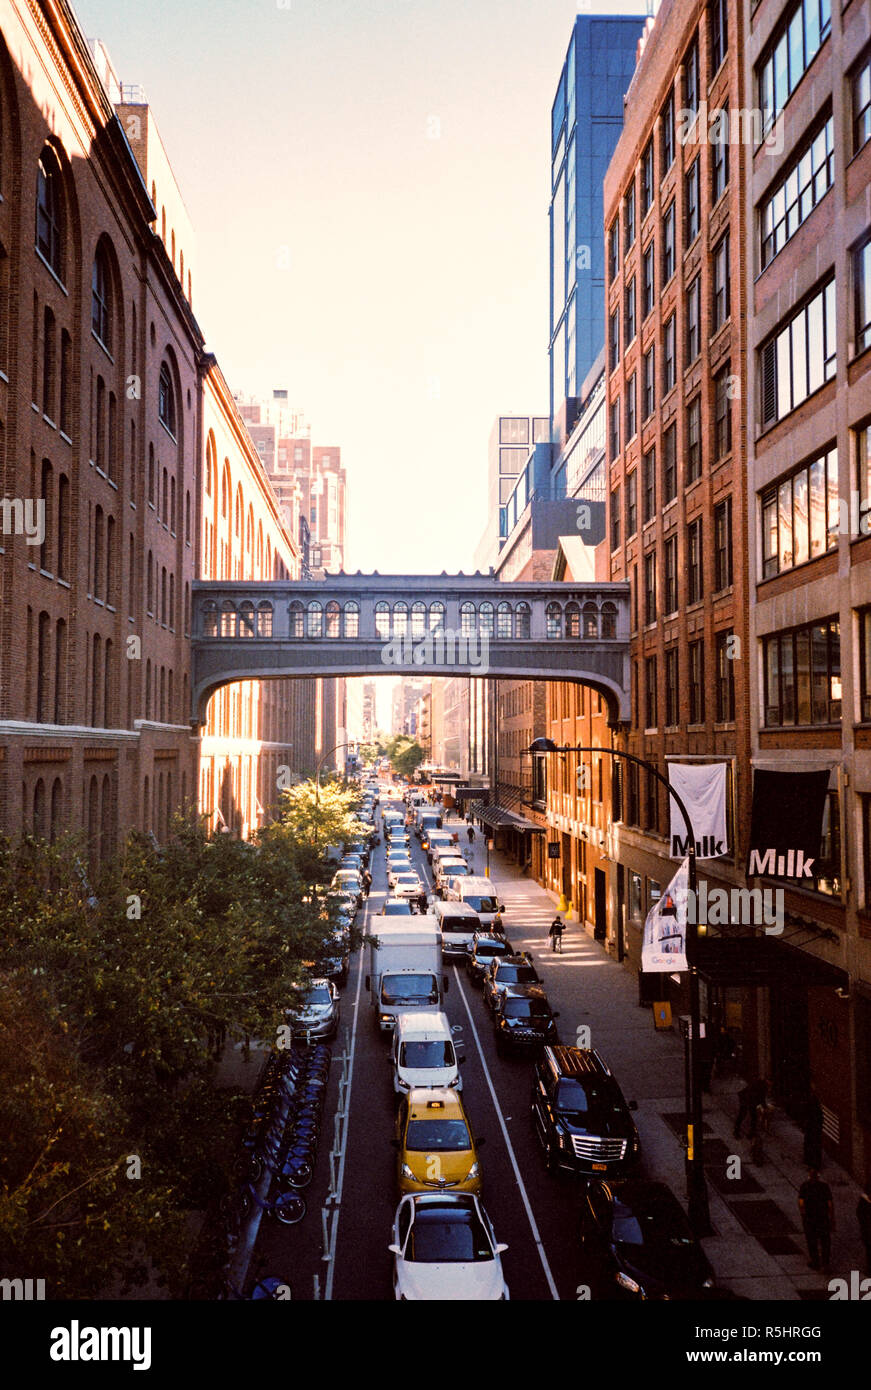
[302,986,331,1007]
[395,874,419,884]
[400,1042,454,1068]
[382,974,438,1004]
[503,997,550,1019]
[382,902,412,915]
[407,1211,493,1263]
[611,1196,695,1249]
[556,1079,626,1115]
[467,896,498,913]
[475,941,507,959]
[405,1119,471,1151]
[497,964,537,984]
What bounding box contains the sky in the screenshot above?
[72,0,650,579]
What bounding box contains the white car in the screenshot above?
[392,872,423,900]
[388,860,414,888]
[389,1193,509,1301]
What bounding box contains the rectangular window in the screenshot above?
[853,48,871,155]
[664,534,678,614]
[686,277,700,363]
[645,656,658,728]
[713,232,730,330]
[642,447,656,524]
[665,647,679,726]
[760,278,836,425]
[684,36,699,118]
[855,235,871,355]
[624,185,635,250]
[645,767,659,832]
[685,159,700,244]
[610,398,621,460]
[662,91,675,171]
[627,765,640,827]
[710,0,728,73]
[626,372,636,441]
[760,446,837,578]
[760,115,833,268]
[763,618,840,726]
[686,395,701,482]
[712,118,730,203]
[641,141,654,217]
[689,640,705,723]
[625,471,637,538]
[662,203,675,284]
[758,0,832,138]
[687,518,703,604]
[859,422,871,510]
[610,487,621,551]
[644,550,657,624]
[860,607,871,721]
[716,630,736,721]
[643,347,655,421]
[663,423,677,503]
[714,497,733,590]
[713,364,732,459]
[609,308,620,372]
[625,276,636,344]
[608,218,620,282]
[663,315,676,394]
[642,242,655,319]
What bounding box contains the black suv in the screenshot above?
[468,933,513,985]
[531,1046,640,1177]
[578,1179,714,1300]
[483,954,540,1013]
[493,985,559,1056]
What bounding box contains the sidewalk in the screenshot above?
[449,810,866,1301]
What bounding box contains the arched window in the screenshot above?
[256,601,273,637]
[343,601,359,638]
[158,362,176,436]
[565,602,581,638]
[36,148,64,278]
[411,602,426,638]
[375,601,391,639]
[546,602,562,639]
[326,600,341,637]
[601,602,617,639]
[40,459,53,573]
[497,602,512,639]
[256,522,263,573]
[582,602,598,638]
[460,602,476,637]
[168,573,174,629]
[393,601,408,637]
[428,601,445,632]
[159,666,166,721]
[239,600,255,636]
[33,779,46,839]
[202,601,218,637]
[53,618,66,723]
[160,566,167,625]
[220,601,236,637]
[91,244,111,348]
[478,602,494,636]
[515,602,531,640]
[50,778,63,843]
[170,476,176,533]
[57,473,69,579]
[307,600,323,637]
[288,601,304,638]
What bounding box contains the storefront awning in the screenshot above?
[470,801,547,834]
[695,934,848,991]
[453,786,488,802]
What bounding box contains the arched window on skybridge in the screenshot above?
[411,602,426,638]
[202,601,218,637]
[375,601,391,639]
[478,601,494,636]
[565,601,580,638]
[601,602,617,639]
[496,602,512,639]
[514,602,531,639]
[343,601,359,638]
[583,602,599,638]
[288,600,304,638]
[392,601,408,636]
[326,600,341,638]
[307,600,323,638]
[460,602,476,637]
[546,601,562,639]
[257,601,273,637]
[220,600,236,637]
[428,601,445,632]
[239,601,256,637]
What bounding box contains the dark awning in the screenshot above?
[470,802,546,834]
[453,786,488,802]
[695,934,848,990]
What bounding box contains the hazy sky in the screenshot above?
[72,0,648,577]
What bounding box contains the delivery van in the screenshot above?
[445,875,505,929]
[433,900,482,959]
[390,1010,464,1093]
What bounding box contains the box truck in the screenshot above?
[365,917,447,1031]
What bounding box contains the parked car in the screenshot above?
[389,1193,508,1301]
[492,985,559,1056]
[392,872,424,900]
[318,929,351,987]
[531,1046,640,1177]
[339,854,363,874]
[393,1088,483,1195]
[388,861,415,888]
[285,977,341,1040]
[379,898,414,916]
[483,954,540,1012]
[577,1179,715,1300]
[468,933,514,985]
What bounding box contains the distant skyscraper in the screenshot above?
[549,11,646,435]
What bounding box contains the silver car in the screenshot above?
[286,978,341,1039]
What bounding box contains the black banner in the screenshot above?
[746,769,831,880]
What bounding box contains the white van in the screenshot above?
[433,900,482,959]
[391,1010,464,1093]
[445,875,505,928]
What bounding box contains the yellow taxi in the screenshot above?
[394,1087,483,1196]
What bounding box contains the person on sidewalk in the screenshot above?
[857,1184,871,1275]
[361,868,372,898]
[549,916,565,953]
[467,826,475,845]
[802,1084,824,1170]
[798,1168,834,1271]
[733,1077,771,1139]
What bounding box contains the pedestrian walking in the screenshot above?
[733,1077,771,1139]
[798,1168,834,1271]
[467,826,475,845]
[492,910,505,936]
[549,916,565,953]
[802,1084,824,1170]
[362,869,372,898]
[857,1184,871,1275]
[416,888,429,914]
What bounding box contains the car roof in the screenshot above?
[542,1045,612,1078]
[407,1192,479,1214]
[494,954,534,968]
[501,983,548,1002]
[407,1087,466,1117]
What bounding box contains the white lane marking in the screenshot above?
[324,885,368,1301]
[452,964,560,1301]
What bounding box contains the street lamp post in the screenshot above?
[528,737,711,1235]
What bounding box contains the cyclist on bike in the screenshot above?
[549,916,565,953]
